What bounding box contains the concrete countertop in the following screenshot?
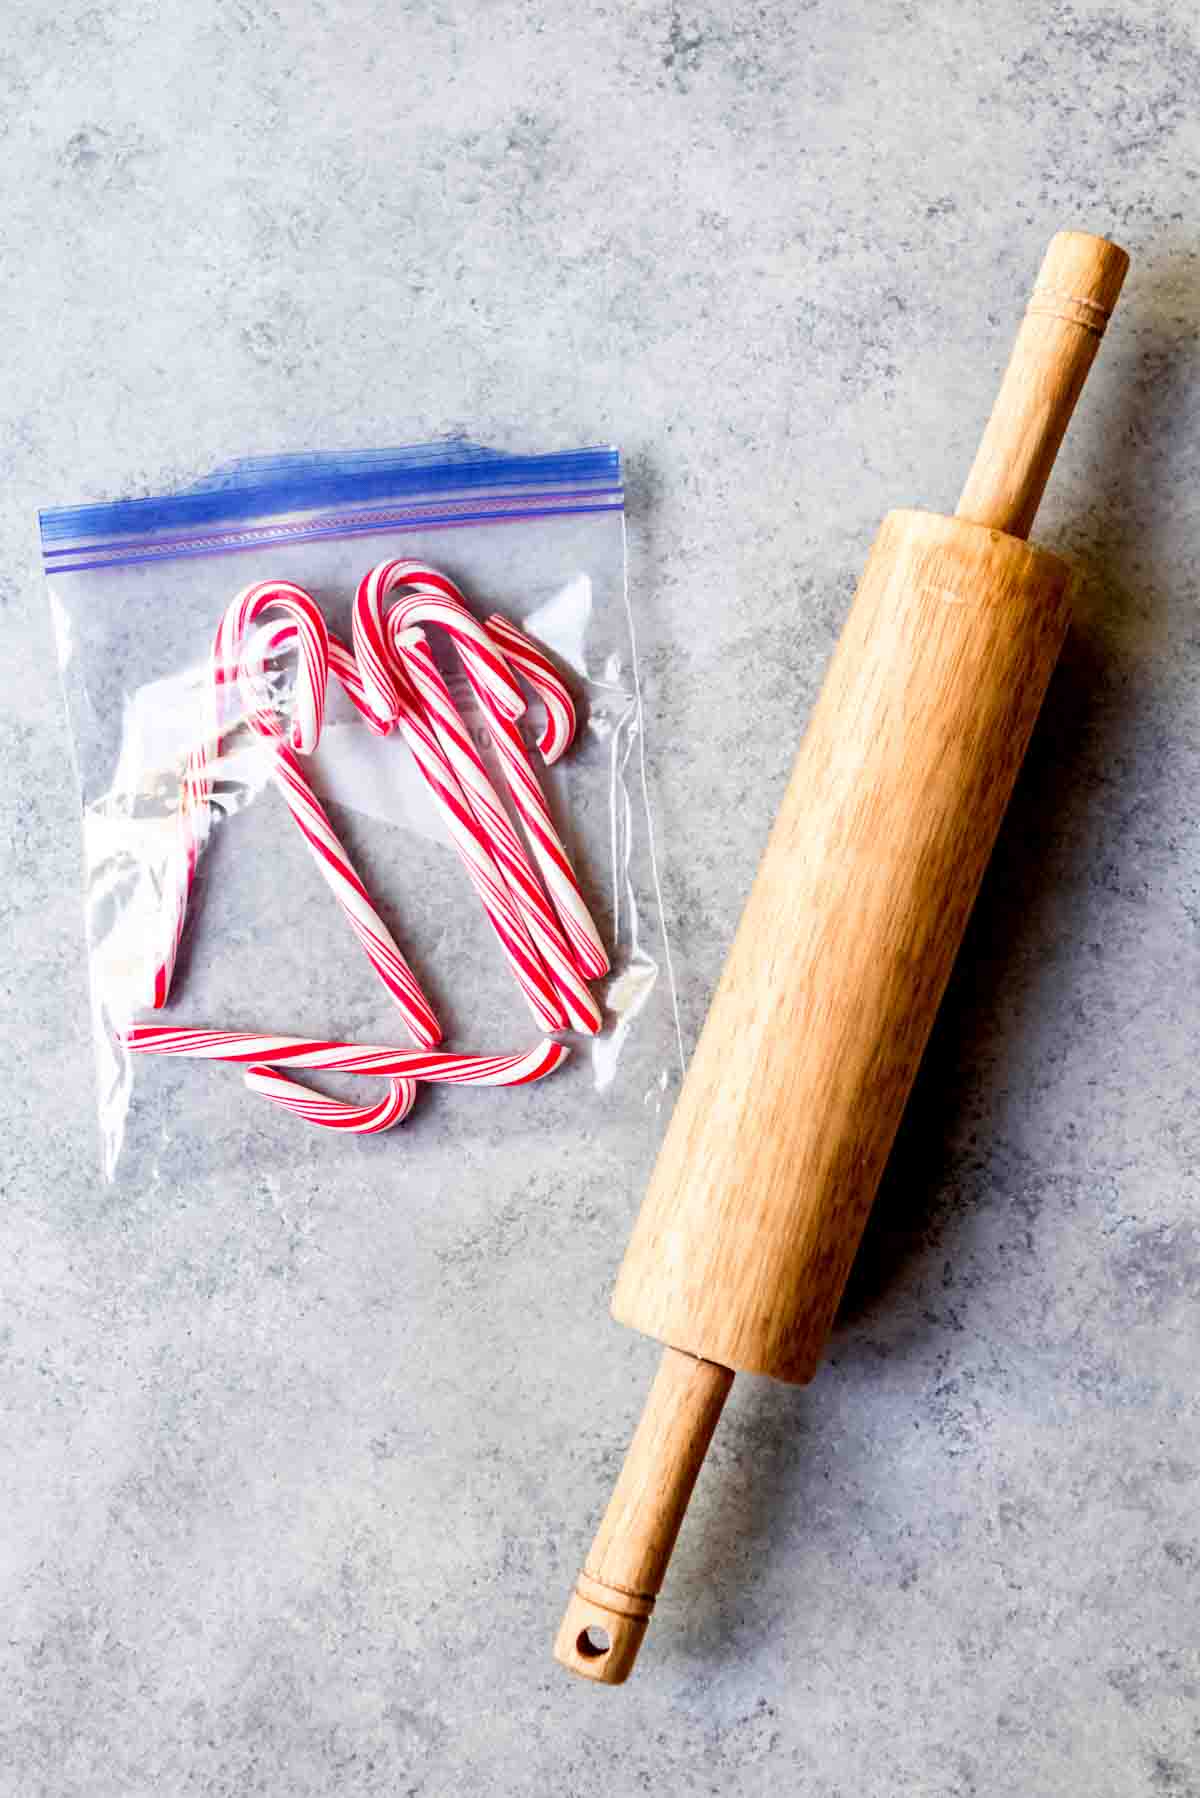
[3,2,1197,1792]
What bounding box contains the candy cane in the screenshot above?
[123,1024,569,1084]
[328,635,391,733]
[150,580,327,1009]
[386,593,609,983]
[323,612,590,1030]
[151,778,210,1008]
[252,618,390,736]
[243,1065,416,1133]
[249,617,576,1036]
[352,580,565,1028]
[258,740,442,1044]
[484,612,577,762]
[352,559,524,729]
[218,581,329,750]
[148,613,451,1127]
[382,652,569,1033]
[236,617,441,1046]
[151,584,440,1048]
[477,698,608,982]
[464,615,609,980]
[392,624,601,1033]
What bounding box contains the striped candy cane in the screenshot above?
[217,581,329,751]
[243,1066,417,1133]
[382,653,569,1033]
[236,619,441,1047]
[384,590,609,983]
[352,559,524,729]
[234,618,462,1129]
[484,612,578,761]
[151,775,211,1009]
[254,619,391,736]
[151,584,440,1048]
[254,739,442,1045]
[328,634,391,733]
[150,580,328,1009]
[221,634,420,1135]
[302,614,591,1031]
[339,598,600,1019]
[123,1024,569,1084]
[467,614,609,980]
[393,625,601,1033]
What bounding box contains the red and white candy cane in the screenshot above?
[382,650,570,1033]
[123,1023,569,1085]
[383,582,609,984]
[392,624,602,1034]
[255,619,390,736]
[473,612,609,980]
[235,604,441,1047]
[234,620,423,1127]
[217,580,329,750]
[483,612,577,762]
[328,634,391,734]
[243,1065,417,1133]
[151,773,211,1009]
[331,608,593,1028]
[352,559,524,730]
[152,582,440,1048]
[354,574,568,1029]
[233,618,437,1129]
[150,579,328,1009]
[312,624,574,1030]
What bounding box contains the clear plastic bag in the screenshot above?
[43,442,682,1182]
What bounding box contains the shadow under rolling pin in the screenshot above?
[555,230,1130,1684]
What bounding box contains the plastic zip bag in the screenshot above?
[43,441,682,1183]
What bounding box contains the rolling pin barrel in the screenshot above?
[557,232,1128,1684]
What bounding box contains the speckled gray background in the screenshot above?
[4,2,1199,1793]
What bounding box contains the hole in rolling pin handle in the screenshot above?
[576,1625,611,1658]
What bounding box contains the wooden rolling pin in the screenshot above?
[556,230,1129,1684]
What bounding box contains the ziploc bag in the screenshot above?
[42,442,683,1182]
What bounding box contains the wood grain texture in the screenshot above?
[557,231,1127,1686]
[956,231,1128,539]
[612,511,1071,1382]
[553,1349,732,1683]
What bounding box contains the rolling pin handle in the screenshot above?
[955,230,1129,539]
[554,1347,733,1685]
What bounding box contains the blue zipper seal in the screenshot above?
[40,439,624,575]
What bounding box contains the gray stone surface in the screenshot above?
[3,1,1199,1792]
